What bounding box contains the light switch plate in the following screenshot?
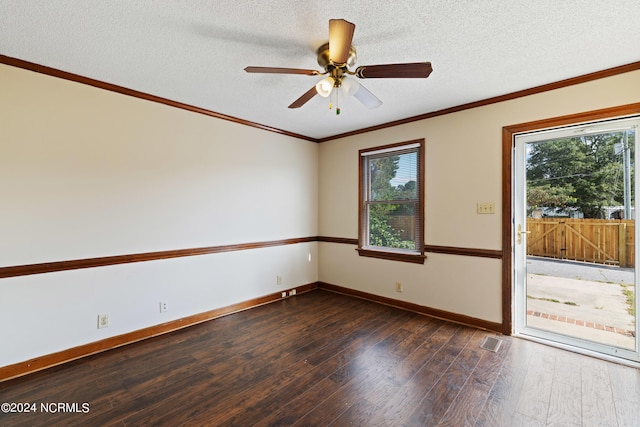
[477,202,495,214]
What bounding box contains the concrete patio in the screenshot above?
[525,257,636,349]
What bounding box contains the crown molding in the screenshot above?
[3,55,639,143]
[0,55,317,143]
[317,61,640,142]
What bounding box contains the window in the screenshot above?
[357,139,425,263]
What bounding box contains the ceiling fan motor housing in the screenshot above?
[317,42,357,69]
[316,42,356,87]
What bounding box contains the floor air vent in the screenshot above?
[480,336,502,352]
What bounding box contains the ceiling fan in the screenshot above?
[244,19,432,114]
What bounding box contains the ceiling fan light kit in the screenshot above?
[315,76,335,97]
[244,19,432,115]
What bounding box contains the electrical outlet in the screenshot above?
[395,282,403,293]
[160,301,168,313]
[289,289,296,296]
[97,314,109,329]
[277,275,282,285]
[281,292,287,298]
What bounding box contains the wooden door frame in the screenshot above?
[501,103,640,335]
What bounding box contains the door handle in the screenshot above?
[517,224,531,244]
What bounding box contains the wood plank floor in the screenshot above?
[0,289,638,426]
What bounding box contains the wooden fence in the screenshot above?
[388,215,416,241]
[527,218,635,268]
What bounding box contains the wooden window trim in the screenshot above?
[357,139,426,264]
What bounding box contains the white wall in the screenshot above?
[318,70,640,323]
[0,64,318,367]
[2,61,638,368]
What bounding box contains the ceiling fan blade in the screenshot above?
[352,82,382,109]
[244,66,319,75]
[288,86,318,108]
[329,19,355,64]
[355,62,433,79]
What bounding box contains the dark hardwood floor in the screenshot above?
[0,289,638,426]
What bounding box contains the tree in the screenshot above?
[526,132,634,218]
[370,155,400,201]
[527,184,576,211]
[367,155,416,249]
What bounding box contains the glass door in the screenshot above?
[514,116,640,364]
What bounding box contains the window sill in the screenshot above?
[356,248,426,264]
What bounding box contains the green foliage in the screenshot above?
[527,184,577,210]
[367,155,418,250]
[526,132,635,218]
[370,155,400,201]
[368,207,415,250]
[621,285,635,317]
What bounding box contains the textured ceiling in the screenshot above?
[1,1,639,140]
